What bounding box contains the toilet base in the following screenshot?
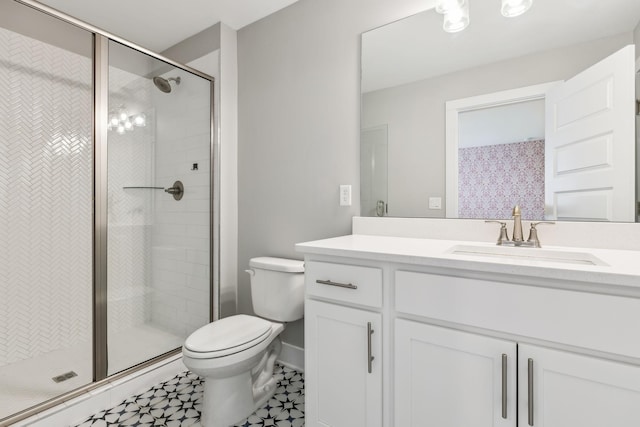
[199,338,282,427]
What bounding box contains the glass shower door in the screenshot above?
[106,41,212,374]
[0,1,94,419]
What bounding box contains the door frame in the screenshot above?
[444,82,560,218]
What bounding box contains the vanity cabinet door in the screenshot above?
[305,299,382,427]
[518,344,640,427]
[395,319,517,427]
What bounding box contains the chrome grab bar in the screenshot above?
[122,180,184,201]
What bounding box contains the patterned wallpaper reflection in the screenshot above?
[458,140,545,220]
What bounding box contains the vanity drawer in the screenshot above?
[305,261,382,308]
[395,270,640,359]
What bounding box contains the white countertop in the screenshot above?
[295,234,640,289]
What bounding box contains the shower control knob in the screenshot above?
[164,180,184,200]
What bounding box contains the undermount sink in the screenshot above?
[447,244,608,266]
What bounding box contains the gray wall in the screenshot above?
[362,32,632,218]
[237,0,429,347]
[635,20,640,58]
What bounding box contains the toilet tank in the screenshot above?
[248,257,305,322]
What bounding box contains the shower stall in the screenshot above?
[0,1,216,423]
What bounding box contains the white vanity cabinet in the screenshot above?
[394,270,640,427]
[518,344,640,427]
[395,321,640,427]
[304,260,383,427]
[297,235,640,427]
[395,319,517,427]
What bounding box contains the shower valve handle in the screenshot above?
[164,181,184,200]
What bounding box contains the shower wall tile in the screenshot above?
[150,75,211,338]
[0,28,93,367]
[106,71,155,336]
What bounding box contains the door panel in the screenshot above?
[395,319,517,427]
[545,45,635,221]
[519,344,640,427]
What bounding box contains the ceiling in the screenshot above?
[34,0,301,52]
[362,0,640,92]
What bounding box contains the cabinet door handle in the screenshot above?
[367,322,375,374]
[501,354,507,419]
[528,358,534,426]
[316,279,357,290]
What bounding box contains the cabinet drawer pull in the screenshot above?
[367,322,374,374]
[316,279,358,290]
[502,354,507,419]
[528,358,534,426]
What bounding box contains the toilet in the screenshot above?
[182,257,305,427]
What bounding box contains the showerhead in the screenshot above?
[153,76,181,93]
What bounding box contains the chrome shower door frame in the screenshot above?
[1,1,218,424]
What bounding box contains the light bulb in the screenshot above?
[117,124,125,135]
[118,109,128,122]
[501,0,533,17]
[109,115,119,127]
[124,120,133,131]
[134,113,146,127]
[443,2,469,33]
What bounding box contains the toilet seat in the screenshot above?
[184,314,273,359]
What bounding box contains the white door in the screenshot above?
[545,45,635,221]
[518,344,640,427]
[304,299,382,427]
[395,319,517,427]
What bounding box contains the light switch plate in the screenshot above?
[428,197,442,210]
[340,185,352,206]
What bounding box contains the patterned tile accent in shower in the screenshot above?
[74,364,304,427]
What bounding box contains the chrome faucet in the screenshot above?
[485,205,555,247]
[511,205,524,244]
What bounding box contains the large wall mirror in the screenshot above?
[361,0,640,222]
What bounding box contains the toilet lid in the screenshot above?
[184,315,273,354]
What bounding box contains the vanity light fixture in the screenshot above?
[435,0,465,14]
[435,0,470,33]
[501,0,534,18]
[435,0,533,33]
[107,106,147,134]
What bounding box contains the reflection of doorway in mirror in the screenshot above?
[457,100,545,220]
[361,125,388,217]
[446,44,636,222]
[544,45,635,222]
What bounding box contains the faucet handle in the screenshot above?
[485,220,510,245]
[526,221,555,248]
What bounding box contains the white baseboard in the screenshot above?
[278,342,304,373]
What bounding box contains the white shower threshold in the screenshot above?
[1,323,184,423]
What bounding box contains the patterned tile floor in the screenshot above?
[74,364,304,427]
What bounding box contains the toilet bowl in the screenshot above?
[182,257,304,427]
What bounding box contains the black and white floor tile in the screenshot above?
[74,364,304,427]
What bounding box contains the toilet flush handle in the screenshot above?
[245,269,255,277]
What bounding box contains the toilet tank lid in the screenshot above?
[249,257,304,273]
